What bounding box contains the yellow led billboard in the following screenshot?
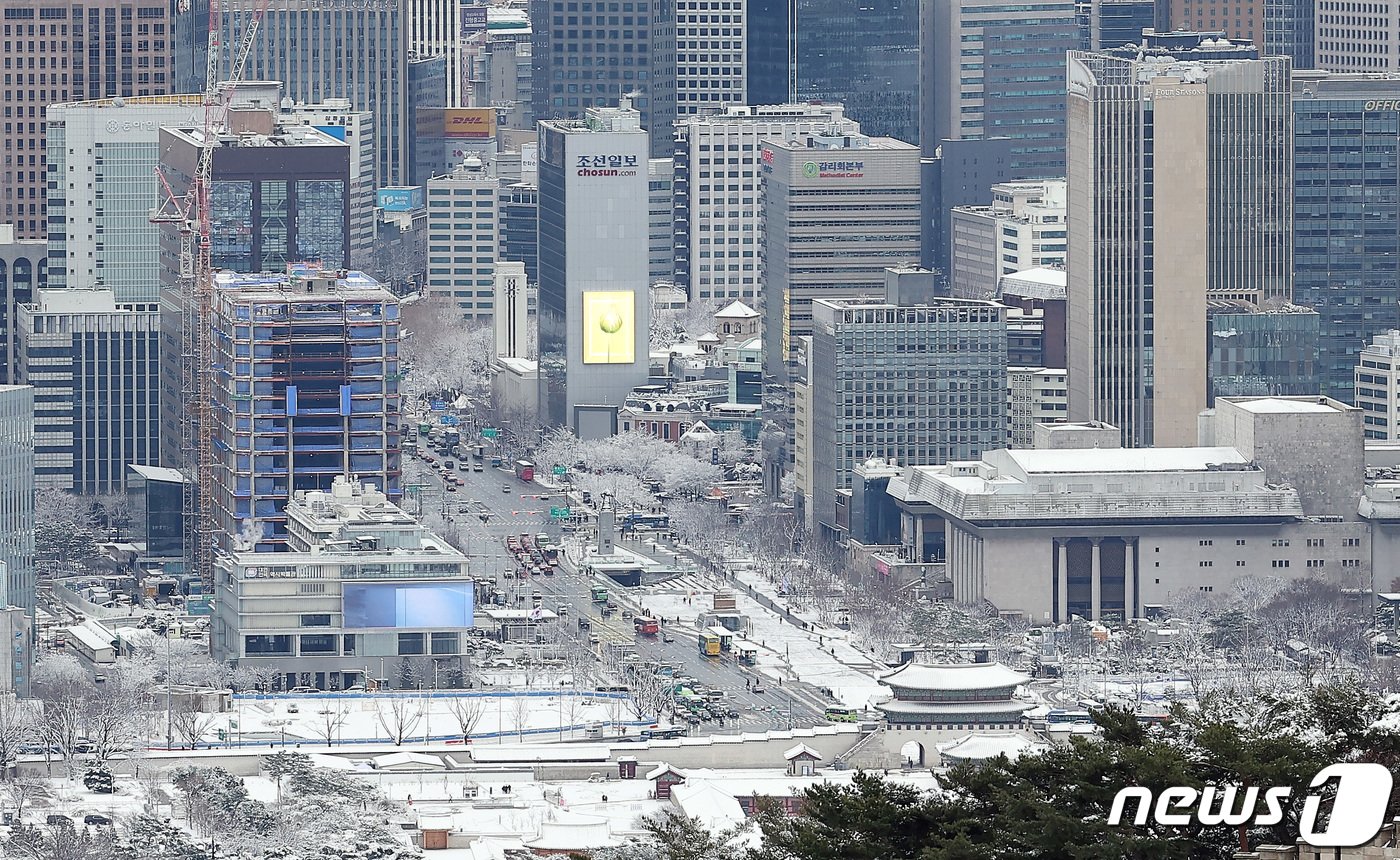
[582,291,635,364]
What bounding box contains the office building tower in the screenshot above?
[0,605,33,695]
[425,158,501,318]
[410,0,468,106]
[1,0,176,240]
[949,179,1067,300]
[922,0,1079,172]
[537,105,651,436]
[1008,367,1068,447]
[182,0,410,187]
[276,95,379,272]
[1078,0,1157,49]
[45,96,204,301]
[530,0,678,160]
[408,55,451,185]
[208,266,401,553]
[1314,3,1400,71]
[494,261,529,359]
[759,131,921,385]
[1207,299,1319,404]
[1168,0,1264,45]
[648,159,674,286]
[414,107,500,183]
[1357,330,1400,440]
[1263,0,1313,68]
[923,137,1020,280]
[1293,71,1400,400]
[157,114,352,287]
[0,385,34,612]
[212,476,472,692]
[499,182,539,284]
[675,0,746,116]
[1065,52,1292,448]
[16,289,160,494]
[1000,268,1068,368]
[746,0,919,142]
[672,103,860,301]
[0,226,47,386]
[470,25,535,132]
[804,290,1007,538]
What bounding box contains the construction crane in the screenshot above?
[151,0,271,586]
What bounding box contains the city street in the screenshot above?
[403,449,829,731]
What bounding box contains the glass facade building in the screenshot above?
[923,0,1079,172]
[748,0,920,144]
[0,386,35,611]
[180,0,410,187]
[1207,300,1320,404]
[1263,0,1313,69]
[127,465,186,561]
[806,297,1007,538]
[1293,71,1400,401]
[16,290,160,494]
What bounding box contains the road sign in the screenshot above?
[431,400,446,411]
[482,428,499,439]
[441,415,459,426]
[553,465,567,476]
[550,506,571,518]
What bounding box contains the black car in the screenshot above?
[46,815,72,826]
[83,815,112,826]
[725,707,740,718]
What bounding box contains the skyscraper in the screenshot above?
[1078,0,1157,49]
[45,95,205,300]
[0,385,35,612]
[1065,52,1292,448]
[530,0,678,160]
[746,0,919,143]
[1263,0,1313,68]
[16,290,160,493]
[409,0,468,106]
[0,0,176,240]
[922,0,1079,172]
[0,226,47,386]
[759,131,922,384]
[537,105,651,435]
[804,290,1007,538]
[1293,71,1400,400]
[675,0,746,116]
[207,267,401,552]
[180,0,411,186]
[672,103,860,303]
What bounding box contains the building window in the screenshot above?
[1199,561,1213,567]
[1306,538,1324,548]
[398,632,426,655]
[1271,539,1290,547]
[431,632,459,655]
[1343,538,1361,547]
[244,634,292,656]
[300,634,338,655]
[1307,559,1325,568]
[1199,540,1213,547]
[300,614,332,627]
[1271,559,1290,568]
[1199,586,1214,593]
[1236,539,1246,546]
[343,634,357,656]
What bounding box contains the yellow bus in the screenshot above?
[698,632,721,657]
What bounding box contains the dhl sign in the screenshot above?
[443,108,496,139]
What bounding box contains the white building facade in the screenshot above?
[425,159,501,318]
[1008,367,1069,447]
[949,179,1067,300]
[672,103,861,303]
[1357,330,1400,440]
[675,0,747,116]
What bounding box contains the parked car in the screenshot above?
[289,686,319,694]
[46,815,72,826]
[83,815,112,826]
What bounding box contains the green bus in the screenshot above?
[824,706,860,723]
[591,586,608,603]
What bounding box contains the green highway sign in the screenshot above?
[481,428,499,439]
[550,506,571,518]
[553,465,567,476]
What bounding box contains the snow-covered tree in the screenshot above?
[0,693,38,779]
[113,814,205,860]
[444,696,485,742]
[375,697,423,746]
[82,767,115,793]
[33,488,101,580]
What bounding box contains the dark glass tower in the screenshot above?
[746,0,920,144]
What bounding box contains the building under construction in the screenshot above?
[209,264,402,553]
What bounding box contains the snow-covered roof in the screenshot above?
[645,762,686,781]
[468,745,611,764]
[1224,397,1340,415]
[522,813,620,851]
[697,331,721,343]
[714,300,759,319]
[681,421,717,441]
[372,752,445,770]
[783,743,822,761]
[128,463,186,483]
[671,781,747,831]
[937,733,1048,762]
[1003,446,1249,475]
[876,699,1035,717]
[880,662,1029,692]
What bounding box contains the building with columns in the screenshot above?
[874,397,1370,623]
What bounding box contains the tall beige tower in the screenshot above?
[1065,52,1292,448]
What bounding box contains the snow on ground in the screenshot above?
[217,691,642,747]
